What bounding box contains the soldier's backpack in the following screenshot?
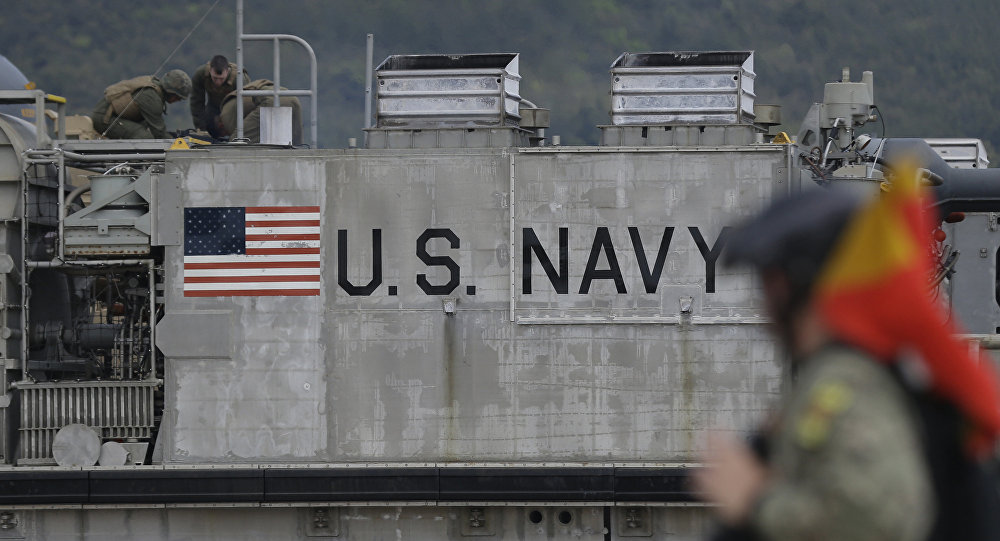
[102,75,159,122]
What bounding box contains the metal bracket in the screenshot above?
[461,507,496,536]
[304,507,339,537]
[617,507,652,537]
[0,512,15,530]
[0,510,22,539]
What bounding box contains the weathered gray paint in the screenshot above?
[155,310,232,358]
[152,171,182,247]
[161,151,328,460]
[928,139,997,334]
[945,213,1000,334]
[158,144,789,464]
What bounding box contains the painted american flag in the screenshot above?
[183,206,321,297]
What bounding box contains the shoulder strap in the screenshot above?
[103,76,159,122]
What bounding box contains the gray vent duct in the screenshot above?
[609,51,756,125]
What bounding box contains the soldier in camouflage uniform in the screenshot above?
[218,79,303,145]
[694,188,932,541]
[190,55,249,138]
[91,69,192,139]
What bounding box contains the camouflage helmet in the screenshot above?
[161,69,192,100]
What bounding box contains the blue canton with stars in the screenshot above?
[184,207,246,256]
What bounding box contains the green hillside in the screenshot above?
[3,0,999,158]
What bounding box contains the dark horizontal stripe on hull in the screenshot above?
[0,466,696,505]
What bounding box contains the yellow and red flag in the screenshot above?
[815,159,1000,455]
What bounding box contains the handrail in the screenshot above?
[235,0,318,147]
[0,90,67,145]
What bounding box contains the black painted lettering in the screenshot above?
[337,229,383,296]
[688,226,731,294]
[579,227,626,294]
[628,226,674,294]
[522,227,568,294]
[416,228,461,295]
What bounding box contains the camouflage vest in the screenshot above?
[243,79,273,91]
[103,76,162,122]
[221,79,275,111]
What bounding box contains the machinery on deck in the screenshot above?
[0,38,997,541]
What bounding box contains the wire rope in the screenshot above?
[101,0,222,138]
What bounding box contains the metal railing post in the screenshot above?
[365,33,374,146]
[147,259,156,381]
[19,153,28,381]
[239,34,318,147]
[57,151,64,260]
[33,92,46,146]
[235,2,319,147]
[236,0,245,140]
[272,37,281,104]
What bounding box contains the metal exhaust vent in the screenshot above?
[610,51,755,125]
[375,53,522,129]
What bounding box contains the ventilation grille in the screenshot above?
[375,53,522,129]
[609,51,756,126]
[18,380,157,463]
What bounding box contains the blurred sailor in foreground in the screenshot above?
[695,164,1000,541]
